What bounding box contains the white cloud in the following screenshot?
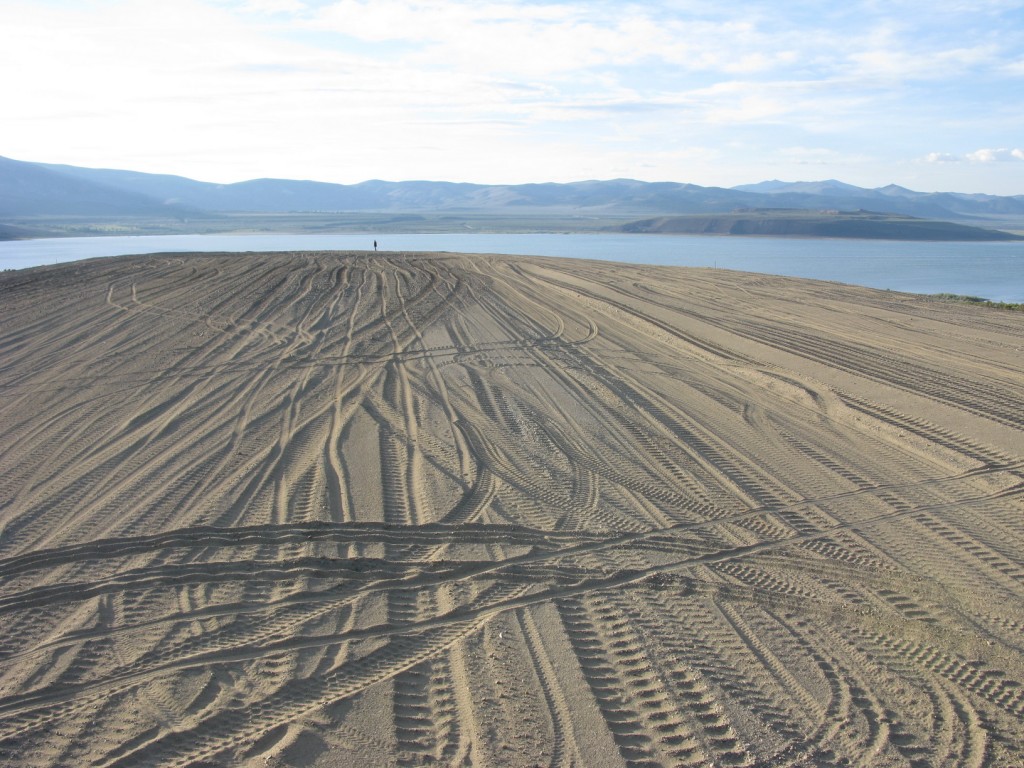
[925,149,1024,164]
[778,146,864,165]
[848,42,1000,81]
[236,0,307,13]
[306,1,617,75]
[2,0,1024,192]
[925,152,962,162]
[301,1,803,79]
[966,148,1024,162]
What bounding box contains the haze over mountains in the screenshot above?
[3,154,1024,222]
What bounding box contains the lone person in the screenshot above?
[373,240,377,251]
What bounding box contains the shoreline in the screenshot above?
[3,235,1024,303]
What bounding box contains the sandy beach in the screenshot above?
[1,250,1023,767]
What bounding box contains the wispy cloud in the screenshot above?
[927,148,1024,163]
[966,148,1024,162]
[848,43,1000,81]
[778,146,869,166]
[2,0,1023,192]
[234,0,307,13]
[925,152,962,163]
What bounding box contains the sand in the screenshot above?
[0,250,1023,767]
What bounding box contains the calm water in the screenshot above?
[2,232,1023,302]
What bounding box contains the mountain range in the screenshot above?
[3,154,1024,222]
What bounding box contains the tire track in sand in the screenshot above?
[2,252,1023,767]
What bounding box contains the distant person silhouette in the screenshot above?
[373,240,377,251]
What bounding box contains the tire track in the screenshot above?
[2,252,1023,767]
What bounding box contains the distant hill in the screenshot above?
[3,156,1024,230]
[620,210,1024,241]
[0,156,196,217]
[733,179,867,196]
[0,222,50,241]
[21,166,760,215]
[728,178,1024,220]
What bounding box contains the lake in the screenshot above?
[2,232,1023,302]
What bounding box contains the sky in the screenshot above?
[3,0,1024,194]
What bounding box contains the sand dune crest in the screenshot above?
[1,251,1023,766]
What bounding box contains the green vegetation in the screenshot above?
[619,209,1024,241]
[0,222,53,241]
[10,208,1024,242]
[0,211,640,239]
[931,293,1024,311]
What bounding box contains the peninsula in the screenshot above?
[1,252,1022,766]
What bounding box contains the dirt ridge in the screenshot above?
[1,251,1022,767]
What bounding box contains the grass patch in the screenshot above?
[931,293,1024,311]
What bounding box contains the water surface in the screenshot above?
[2,232,1022,302]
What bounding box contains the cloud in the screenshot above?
[925,152,962,163]
[843,20,1001,83]
[778,146,867,166]
[236,0,307,13]
[300,1,806,79]
[4,0,1024,192]
[925,149,1024,164]
[966,148,1024,162]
